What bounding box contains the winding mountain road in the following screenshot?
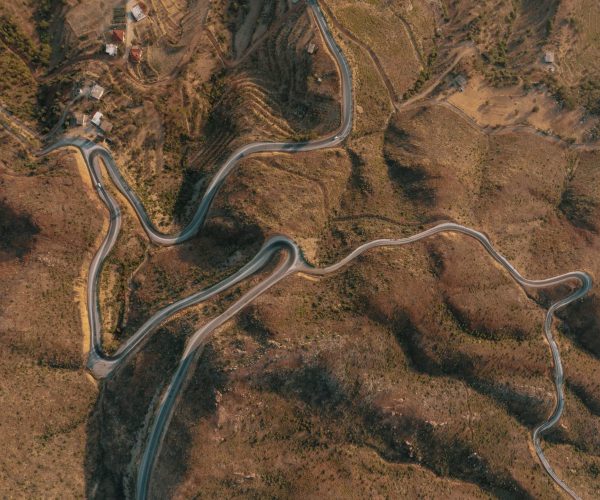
[38,1,590,499]
[134,223,591,500]
[40,0,352,379]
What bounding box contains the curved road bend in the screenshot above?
[38,1,587,498]
[137,223,590,500]
[39,0,352,380]
[43,2,352,248]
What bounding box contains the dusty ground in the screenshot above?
[445,74,595,142]
[2,0,600,498]
[0,133,100,497]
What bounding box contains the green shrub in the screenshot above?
[0,47,37,121]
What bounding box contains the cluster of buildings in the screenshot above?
[105,29,125,57]
[128,2,147,63]
[68,3,152,138]
[71,81,112,135]
[104,3,147,63]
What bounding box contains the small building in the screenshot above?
[71,112,87,127]
[131,3,147,22]
[91,111,103,127]
[544,51,555,64]
[99,119,113,134]
[454,74,468,92]
[130,46,143,63]
[307,42,317,55]
[90,83,105,100]
[105,43,118,56]
[112,29,125,43]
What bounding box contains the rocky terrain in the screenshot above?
[1,0,600,498]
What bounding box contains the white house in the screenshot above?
[131,4,146,22]
[91,111,103,127]
[90,84,105,100]
[105,43,118,56]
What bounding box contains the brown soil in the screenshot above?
[0,140,101,497]
[3,0,600,498]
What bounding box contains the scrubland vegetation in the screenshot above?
[2,0,600,498]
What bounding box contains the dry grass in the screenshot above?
[140,98,600,499]
[3,0,600,497]
[327,0,426,96]
[554,0,600,87]
[0,149,101,497]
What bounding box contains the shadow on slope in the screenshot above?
[0,199,39,262]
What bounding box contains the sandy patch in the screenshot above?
[296,237,319,264]
[446,75,595,142]
[65,148,108,371]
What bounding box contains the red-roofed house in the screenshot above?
[130,46,143,63]
[112,30,125,43]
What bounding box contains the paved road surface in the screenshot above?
[40,0,353,380]
[39,1,589,498]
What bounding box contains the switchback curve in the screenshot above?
[35,1,589,498]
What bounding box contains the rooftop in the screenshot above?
[130,46,143,63]
[105,44,118,56]
[90,84,105,100]
[91,111,103,126]
[131,3,147,22]
[454,74,468,90]
[112,29,125,43]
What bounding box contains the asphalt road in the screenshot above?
[134,222,591,500]
[306,223,591,500]
[40,1,589,498]
[39,0,353,382]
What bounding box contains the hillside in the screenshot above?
[0,0,599,498]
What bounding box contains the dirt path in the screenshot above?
[393,10,426,68]
[205,1,305,70]
[399,44,475,108]
[415,99,600,152]
[0,104,41,147]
